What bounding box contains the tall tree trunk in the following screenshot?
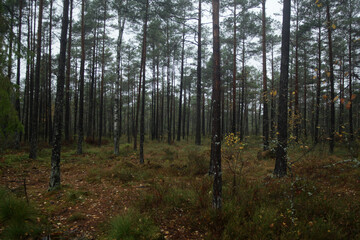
[73,57,78,141]
[211,0,222,210]
[195,0,202,145]
[262,0,269,150]
[114,2,126,155]
[231,0,237,134]
[177,24,185,141]
[348,1,354,141]
[326,2,335,153]
[65,0,73,141]
[240,39,245,141]
[47,0,53,144]
[270,40,276,139]
[314,11,321,144]
[15,0,23,148]
[29,0,44,159]
[77,0,85,154]
[303,48,307,138]
[140,0,149,164]
[99,0,107,147]
[49,0,69,190]
[274,0,290,177]
[294,0,299,141]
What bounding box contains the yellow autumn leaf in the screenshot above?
[326,72,331,77]
[317,3,322,7]
[315,68,318,72]
[315,0,319,3]
[333,96,339,102]
[313,76,317,79]
[332,24,336,29]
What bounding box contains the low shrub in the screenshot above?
[0,188,44,239]
[108,209,162,240]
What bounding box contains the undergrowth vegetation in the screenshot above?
[1,138,359,239]
[0,188,46,239]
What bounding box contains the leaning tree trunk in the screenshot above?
[274,0,290,177]
[29,0,44,159]
[49,0,69,190]
[211,0,222,210]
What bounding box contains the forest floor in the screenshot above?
[1,137,360,239]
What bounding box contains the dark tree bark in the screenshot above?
[231,0,237,134]
[303,49,307,138]
[140,0,149,164]
[49,0,69,190]
[177,24,185,141]
[29,0,44,159]
[314,10,321,144]
[326,2,335,153]
[294,0,299,141]
[65,0,73,142]
[211,0,222,210]
[195,0,202,145]
[99,0,107,147]
[274,0,290,178]
[77,0,85,154]
[15,0,23,148]
[262,0,269,150]
[47,0,53,144]
[114,2,126,155]
[87,21,97,140]
[348,1,354,141]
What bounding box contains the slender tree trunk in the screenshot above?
[294,1,299,141]
[29,0,44,159]
[15,0,23,148]
[348,2,354,141]
[47,0,53,144]
[211,0,222,210]
[314,12,321,144]
[177,24,185,141]
[262,0,269,150]
[49,0,69,190]
[65,0,73,142]
[303,48,307,138]
[240,39,245,141]
[99,0,107,147]
[140,0,149,164]
[231,0,237,134]
[77,0,85,154]
[114,4,126,155]
[270,41,276,139]
[195,0,202,145]
[326,2,335,153]
[73,57,78,140]
[274,0,290,177]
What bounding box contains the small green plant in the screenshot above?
[186,147,208,175]
[0,188,43,239]
[66,189,89,203]
[68,212,86,222]
[108,209,162,240]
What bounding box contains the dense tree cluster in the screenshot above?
[0,0,359,204]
